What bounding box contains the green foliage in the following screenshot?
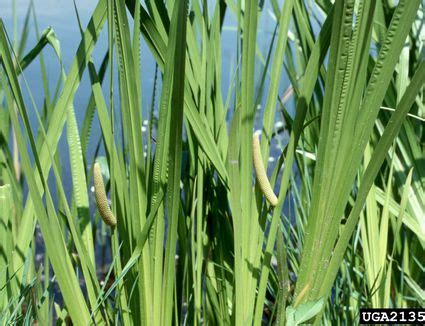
[0,0,423,324]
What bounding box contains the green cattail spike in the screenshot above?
[93,162,117,227]
[253,133,278,206]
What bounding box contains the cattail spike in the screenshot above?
[93,163,117,227]
[253,133,278,206]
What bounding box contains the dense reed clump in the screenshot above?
[0,0,423,324]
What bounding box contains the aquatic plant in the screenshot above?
[0,0,423,324]
[93,162,117,227]
[253,133,278,206]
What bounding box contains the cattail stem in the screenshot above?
[94,163,117,227]
[253,133,278,206]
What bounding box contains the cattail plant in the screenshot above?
[253,133,278,206]
[93,162,116,227]
[0,0,423,324]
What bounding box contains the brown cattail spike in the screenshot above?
[93,163,117,227]
[253,133,278,206]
